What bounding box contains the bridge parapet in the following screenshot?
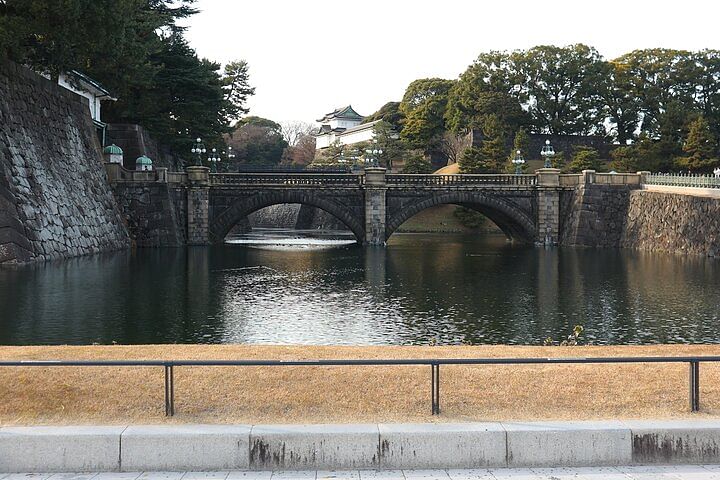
[209,172,363,188]
[385,174,536,188]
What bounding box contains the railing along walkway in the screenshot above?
[646,173,720,189]
[385,174,537,187]
[207,173,538,188]
[0,355,713,417]
[209,173,363,187]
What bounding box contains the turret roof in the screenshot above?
[316,105,363,123]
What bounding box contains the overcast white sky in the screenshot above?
[184,0,720,124]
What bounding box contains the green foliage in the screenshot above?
[459,115,509,174]
[445,51,525,134]
[511,44,607,135]
[675,115,720,172]
[609,146,638,172]
[227,116,288,166]
[371,120,404,171]
[399,78,454,152]
[453,207,486,229]
[476,115,508,173]
[506,128,530,172]
[223,60,255,123]
[401,151,432,173]
[458,147,485,174]
[564,146,604,173]
[0,0,253,156]
[363,102,404,131]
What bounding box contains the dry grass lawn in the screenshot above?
[1,344,719,425]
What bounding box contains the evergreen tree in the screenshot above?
[609,146,638,172]
[506,128,530,172]
[564,146,604,173]
[401,152,433,174]
[675,115,719,172]
[459,147,485,174]
[478,115,507,172]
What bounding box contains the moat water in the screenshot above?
[1,229,719,345]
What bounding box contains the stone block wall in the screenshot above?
[561,184,633,248]
[561,184,720,257]
[0,60,129,264]
[111,183,186,247]
[622,190,720,256]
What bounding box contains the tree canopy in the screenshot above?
[0,0,254,156]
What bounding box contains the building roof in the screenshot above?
[135,155,153,165]
[65,70,117,101]
[313,120,381,138]
[316,105,363,123]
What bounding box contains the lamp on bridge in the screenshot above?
[191,138,207,167]
[365,140,383,167]
[541,139,555,168]
[512,150,525,174]
[208,148,222,173]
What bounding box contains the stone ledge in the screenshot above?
[2,421,720,472]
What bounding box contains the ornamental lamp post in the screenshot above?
[541,139,555,168]
[208,147,222,173]
[190,137,206,167]
[512,150,526,174]
[365,140,383,167]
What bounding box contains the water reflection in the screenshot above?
[0,230,719,345]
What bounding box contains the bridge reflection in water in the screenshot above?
[0,232,718,345]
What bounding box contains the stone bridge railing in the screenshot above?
[208,173,363,187]
[385,174,537,187]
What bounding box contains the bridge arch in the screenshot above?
[209,190,366,243]
[385,191,536,242]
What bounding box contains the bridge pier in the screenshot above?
[186,166,210,245]
[536,168,561,245]
[363,167,387,245]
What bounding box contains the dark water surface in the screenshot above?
[1,230,719,345]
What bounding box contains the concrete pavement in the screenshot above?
[5,466,720,479]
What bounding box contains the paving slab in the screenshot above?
[315,471,360,479]
[529,466,630,479]
[250,425,379,470]
[225,473,271,480]
[502,421,632,468]
[121,426,251,472]
[378,423,505,469]
[0,426,124,473]
[400,471,449,480]
[358,471,405,480]
[445,469,495,480]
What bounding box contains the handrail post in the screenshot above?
[430,363,440,415]
[164,364,175,416]
[690,361,700,412]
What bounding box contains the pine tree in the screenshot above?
[506,128,530,172]
[478,115,507,172]
[675,116,719,172]
[402,152,432,173]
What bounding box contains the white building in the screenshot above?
[58,70,116,143]
[314,105,379,149]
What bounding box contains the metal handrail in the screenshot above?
[0,355,713,416]
[646,173,720,189]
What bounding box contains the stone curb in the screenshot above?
[1,420,719,472]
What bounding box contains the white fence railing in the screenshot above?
[645,173,720,189]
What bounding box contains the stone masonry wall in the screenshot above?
[561,184,720,257]
[0,60,129,264]
[560,184,633,248]
[111,183,186,247]
[622,190,720,256]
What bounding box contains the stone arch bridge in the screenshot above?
[107,165,644,246]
